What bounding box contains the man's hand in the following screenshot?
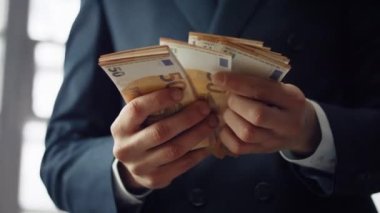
[111,88,218,190]
[211,72,321,156]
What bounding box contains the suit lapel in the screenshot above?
[209,0,263,36]
[174,0,218,33]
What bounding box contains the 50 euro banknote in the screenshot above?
[99,33,291,159]
[188,32,291,81]
[99,45,196,124]
[99,44,231,158]
[160,38,233,158]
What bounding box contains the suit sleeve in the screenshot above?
[284,2,380,198]
[319,2,380,196]
[40,0,144,212]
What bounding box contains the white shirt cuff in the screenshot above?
[280,100,336,173]
[112,159,152,205]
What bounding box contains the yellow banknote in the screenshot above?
[189,31,265,49]
[188,32,291,81]
[99,45,196,123]
[99,34,292,159]
[160,38,233,158]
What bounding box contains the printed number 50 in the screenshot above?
[108,67,125,77]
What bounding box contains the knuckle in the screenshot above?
[248,106,266,126]
[230,145,241,155]
[222,74,239,89]
[150,123,171,142]
[285,84,306,106]
[126,100,144,117]
[113,145,127,161]
[158,89,175,105]
[112,146,121,159]
[229,143,244,155]
[164,144,183,161]
[113,140,134,162]
[239,125,255,142]
[149,90,169,107]
[110,121,123,137]
[227,95,236,108]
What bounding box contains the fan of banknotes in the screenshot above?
[99,32,291,158]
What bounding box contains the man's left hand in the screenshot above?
[211,72,321,156]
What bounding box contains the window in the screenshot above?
[0,0,8,111]
[17,0,80,212]
[373,194,380,212]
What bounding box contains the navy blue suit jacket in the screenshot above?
[41,0,380,212]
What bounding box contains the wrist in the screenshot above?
[291,101,321,157]
[117,161,148,194]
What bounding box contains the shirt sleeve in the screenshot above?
[112,159,152,205]
[280,100,337,174]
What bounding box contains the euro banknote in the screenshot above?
[99,33,291,159]
[160,37,233,158]
[99,45,196,124]
[188,32,290,81]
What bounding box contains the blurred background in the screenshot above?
[0,0,78,212]
[0,0,379,213]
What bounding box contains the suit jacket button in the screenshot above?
[254,182,273,202]
[188,188,207,207]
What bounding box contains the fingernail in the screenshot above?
[170,88,183,101]
[211,72,224,85]
[208,115,219,128]
[199,102,211,115]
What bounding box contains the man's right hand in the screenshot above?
[111,88,218,190]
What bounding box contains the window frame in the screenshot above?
[0,0,33,212]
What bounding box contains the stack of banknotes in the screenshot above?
[99,32,291,158]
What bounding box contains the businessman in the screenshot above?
[41,0,380,212]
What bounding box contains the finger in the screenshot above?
[227,94,286,130]
[134,100,211,150]
[142,114,218,167]
[223,108,274,144]
[219,126,268,155]
[149,148,210,188]
[211,72,304,108]
[117,88,184,134]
